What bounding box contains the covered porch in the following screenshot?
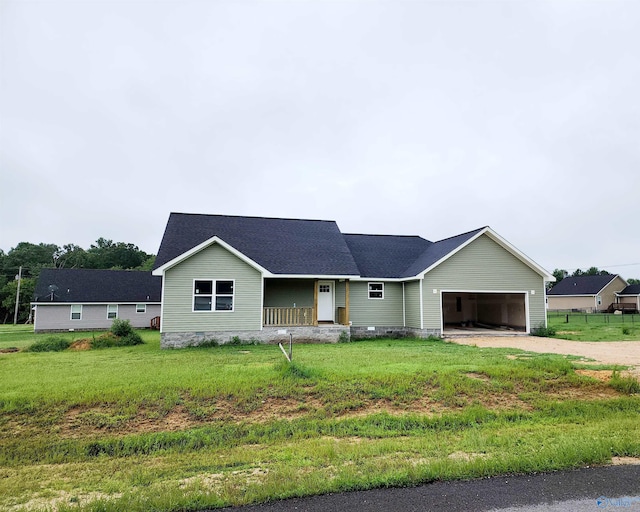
[262,278,350,327]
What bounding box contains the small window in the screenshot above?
[136,304,146,313]
[368,282,384,299]
[215,280,234,311]
[107,304,118,319]
[71,304,82,320]
[319,284,331,293]
[194,280,213,311]
[597,295,602,305]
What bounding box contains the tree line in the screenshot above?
[0,239,154,324]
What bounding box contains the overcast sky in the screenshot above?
[1,0,639,278]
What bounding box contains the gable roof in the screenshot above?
[154,213,360,276]
[620,284,640,295]
[33,269,162,303]
[153,213,553,281]
[343,234,432,278]
[547,274,621,296]
[401,227,487,278]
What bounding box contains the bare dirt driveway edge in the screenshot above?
[449,336,640,376]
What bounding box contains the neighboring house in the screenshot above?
[32,269,162,332]
[547,274,628,313]
[616,285,640,313]
[152,213,554,347]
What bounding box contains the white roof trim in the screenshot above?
[152,236,270,276]
[152,236,361,279]
[415,227,555,281]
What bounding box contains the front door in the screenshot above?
[317,281,334,322]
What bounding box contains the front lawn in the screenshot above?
[0,327,639,511]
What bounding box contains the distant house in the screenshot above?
[32,269,162,332]
[152,213,554,347]
[616,284,640,313]
[547,274,628,313]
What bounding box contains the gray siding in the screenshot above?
[404,280,421,329]
[422,234,547,331]
[349,281,404,327]
[34,303,161,332]
[161,243,263,333]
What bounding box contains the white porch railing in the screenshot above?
[263,307,314,326]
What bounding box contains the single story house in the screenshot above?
[546,274,628,313]
[32,268,162,332]
[616,284,640,313]
[152,213,554,347]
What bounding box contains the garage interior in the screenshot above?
[442,292,527,334]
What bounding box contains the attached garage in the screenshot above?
[442,291,527,333]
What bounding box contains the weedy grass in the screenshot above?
[1,326,640,511]
[548,312,640,341]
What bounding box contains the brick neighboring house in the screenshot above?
[547,274,628,313]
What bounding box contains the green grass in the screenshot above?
[548,312,640,341]
[0,325,639,511]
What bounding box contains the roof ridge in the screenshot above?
[169,212,337,224]
[434,226,487,243]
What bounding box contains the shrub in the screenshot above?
[622,327,631,336]
[92,330,143,349]
[25,336,71,352]
[531,324,557,337]
[338,331,350,343]
[110,319,134,337]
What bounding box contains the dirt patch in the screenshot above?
[611,456,640,465]
[576,369,614,382]
[69,339,92,351]
[0,347,19,353]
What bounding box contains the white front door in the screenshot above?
[317,281,334,322]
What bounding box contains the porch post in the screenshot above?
[313,279,319,326]
[344,279,350,326]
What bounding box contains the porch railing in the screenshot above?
[263,307,315,327]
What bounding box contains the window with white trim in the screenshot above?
[194,280,234,311]
[107,304,118,319]
[368,282,384,299]
[136,304,146,313]
[71,304,82,320]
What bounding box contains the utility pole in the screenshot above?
[13,266,22,325]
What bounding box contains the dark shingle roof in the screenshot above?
[154,213,360,276]
[620,284,640,295]
[33,269,162,303]
[343,234,433,278]
[401,227,486,277]
[547,275,619,296]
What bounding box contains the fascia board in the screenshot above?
[548,294,597,298]
[350,277,405,282]
[152,236,270,276]
[31,302,162,305]
[271,274,360,279]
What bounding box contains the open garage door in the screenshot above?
[442,292,527,334]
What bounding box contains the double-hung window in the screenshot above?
[136,304,146,313]
[368,282,384,299]
[107,304,118,319]
[194,280,234,311]
[70,304,82,320]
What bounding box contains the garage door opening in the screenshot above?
[442,292,527,334]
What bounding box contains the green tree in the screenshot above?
[1,277,36,324]
[87,238,150,269]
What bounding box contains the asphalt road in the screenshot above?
[219,465,640,512]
